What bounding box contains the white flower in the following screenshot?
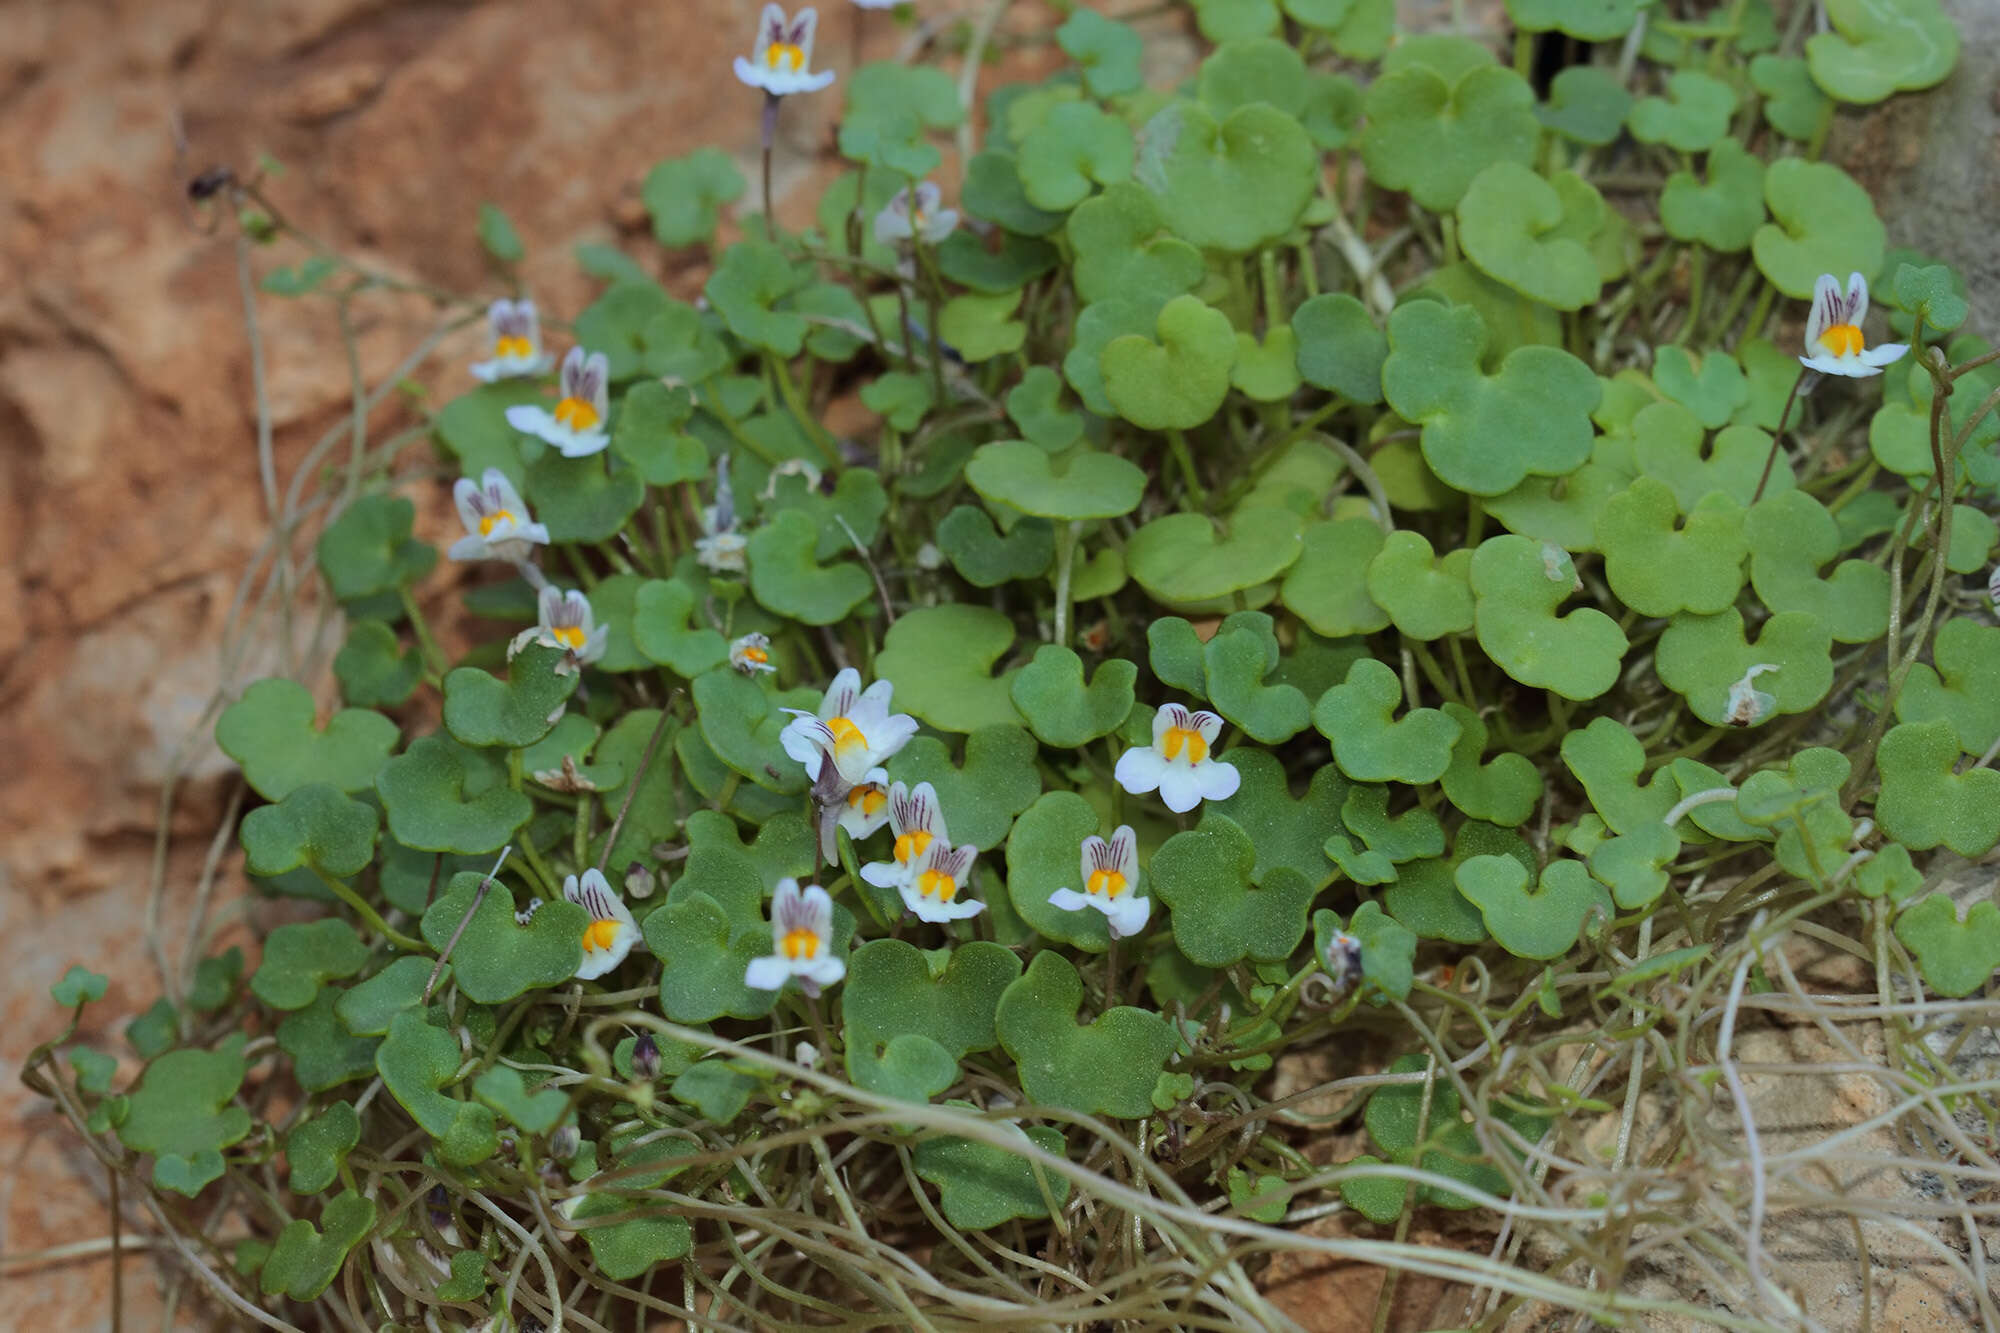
[510,586,609,670]
[733,5,836,97]
[1114,704,1240,814]
[563,868,640,981]
[852,0,901,9]
[779,667,919,787]
[744,879,845,995]
[860,781,948,893]
[1799,272,1908,378]
[1723,663,1780,728]
[731,631,776,675]
[449,468,550,564]
[874,183,959,247]
[837,766,892,842]
[1988,563,2000,616]
[505,347,611,457]
[470,298,553,382]
[899,838,984,923]
[1048,825,1150,939]
[1320,929,1363,990]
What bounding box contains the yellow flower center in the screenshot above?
[494,334,533,359]
[582,919,622,953]
[1086,868,1127,900]
[552,625,587,651]
[478,508,515,537]
[1162,725,1208,764]
[782,927,820,960]
[847,785,887,817]
[918,869,958,902]
[1819,323,1865,358]
[552,397,600,430]
[765,41,804,71]
[894,829,933,865]
[741,644,769,664]
[825,715,868,758]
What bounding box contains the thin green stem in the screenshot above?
[310,867,429,953]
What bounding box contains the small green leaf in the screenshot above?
[1749,55,1831,140]
[1506,0,1643,40]
[1360,65,1538,212]
[875,605,1019,733]
[1661,139,1768,253]
[1455,855,1611,959]
[995,952,1176,1118]
[746,509,874,626]
[1058,8,1144,97]
[1470,535,1628,700]
[1293,293,1388,403]
[1586,822,1681,910]
[217,678,398,802]
[1017,101,1133,211]
[1281,519,1392,638]
[476,202,524,263]
[239,783,379,880]
[1312,657,1461,783]
[630,577,730,678]
[912,1122,1071,1229]
[117,1036,254,1195]
[1366,530,1474,640]
[642,147,746,246]
[1806,0,1959,105]
[315,494,436,603]
[843,939,1021,1067]
[1891,262,1969,334]
[1457,162,1604,311]
[1895,618,2000,757]
[1655,608,1833,726]
[939,290,1028,363]
[251,919,369,1012]
[704,241,811,356]
[286,1102,360,1195]
[569,1195,692,1279]
[419,872,586,1004]
[1561,717,1681,835]
[1536,65,1635,145]
[1892,894,2000,998]
[1005,791,1119,951]
[1745,490,1891,643]
[52,966,108,1007]
[1874,721,2000,858]
[277,992,380,1092]
[1753,159,1886,299]
[1438,702,1542,826]
[1152,816,1318,966]
[1628,70,1736,152]
[474,1066,569,1133]
[376,1010,499,1166]
[259,1191,375,1300]
[937,506,1054,587]
[1383,300,1601,496]
[1101,294,1237,432]
[1009,646,1136,748]
[1595,478,1748,617]
[377,734,532,855]
[441,643,579,750]
[1127,506,1305,608]
[1141,100,1316,252]
[1205,748,1345,889]
[967,441,1147,521]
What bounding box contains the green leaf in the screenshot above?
[376,1010,500,1166]
[1010,646,1136,748]
[1005,791,1118,950]
[862,371,936,434]
[1312,657,1460,784]
[1281,519,1391,638]
[1655,608,1834,726]
[962,150,1066,237]
[693,667,816,795]
[1438,702,1542,826]
[1203,616,1312,743]
[259,1191,375,1300]
[1058,9,1143,97]
[1893,895,2000,998]
[631,577,729,678]
[1360,65,1538,212]
[51,966,108,1007]
[442,643,578,750]
[1101,294,1237,432]
[420,872,586,1003]
[1293,293,1388,403]
[575,283,728,383]
[1750,55,1832,140]
[276,991,380,1092]
[1752,159,1886,299]
[315,494,436,603]
[1344,1052,1550,1217]
[1806,0,1959,104]
[612,381,710,486]
[704,241,810,355]
[1455,855,1611,959]
[1660,139,1768,253]
[914,1123,1071,1229]
[887,725,1043,852]
[474,1066,568,1133]
[285,1102,359,1195]
[642,146,745,246]
[1017,101,1133,211]
[1595,478,1748,617]
[476,202,524,263]
[1140,100,1317,252]
[1366,530,1475,640]
[1151,815,1318,967]
[117,1036,253,1196]
[569,1195,692,1279]
[334,956,441,1037]
[937,506,1053,587]
[1560,716,1680,835]
[376,734,531,855]
[875,605,1020,733]
[239,783,379,880]
[1745,490,1891,643]
[1457,163,1604,311]
[1892,261,1969,334]
[1205,748,1344,889]
[1506,0,1643,39]
[261,255,338,296]
[1874,721,2000,858]
[843,939,1022,1067]
[1536,65,1634,145]
[966,441,1147,521]
[217,678,398,801]
[1628,70,1736,152]
[1128,506,1305,608]
[1382,300,1601,496]
[250,919,369,1012]
[1895,618,2000,757]
[746,509,874,626]
[671,1059,759,1123]
[995,951,1176,1118]
[1470,535,1628,700]
[1586,822,1681,910]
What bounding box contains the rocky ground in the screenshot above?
[2,0,1993,1328]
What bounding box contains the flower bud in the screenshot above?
[632,1033,661,1082]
